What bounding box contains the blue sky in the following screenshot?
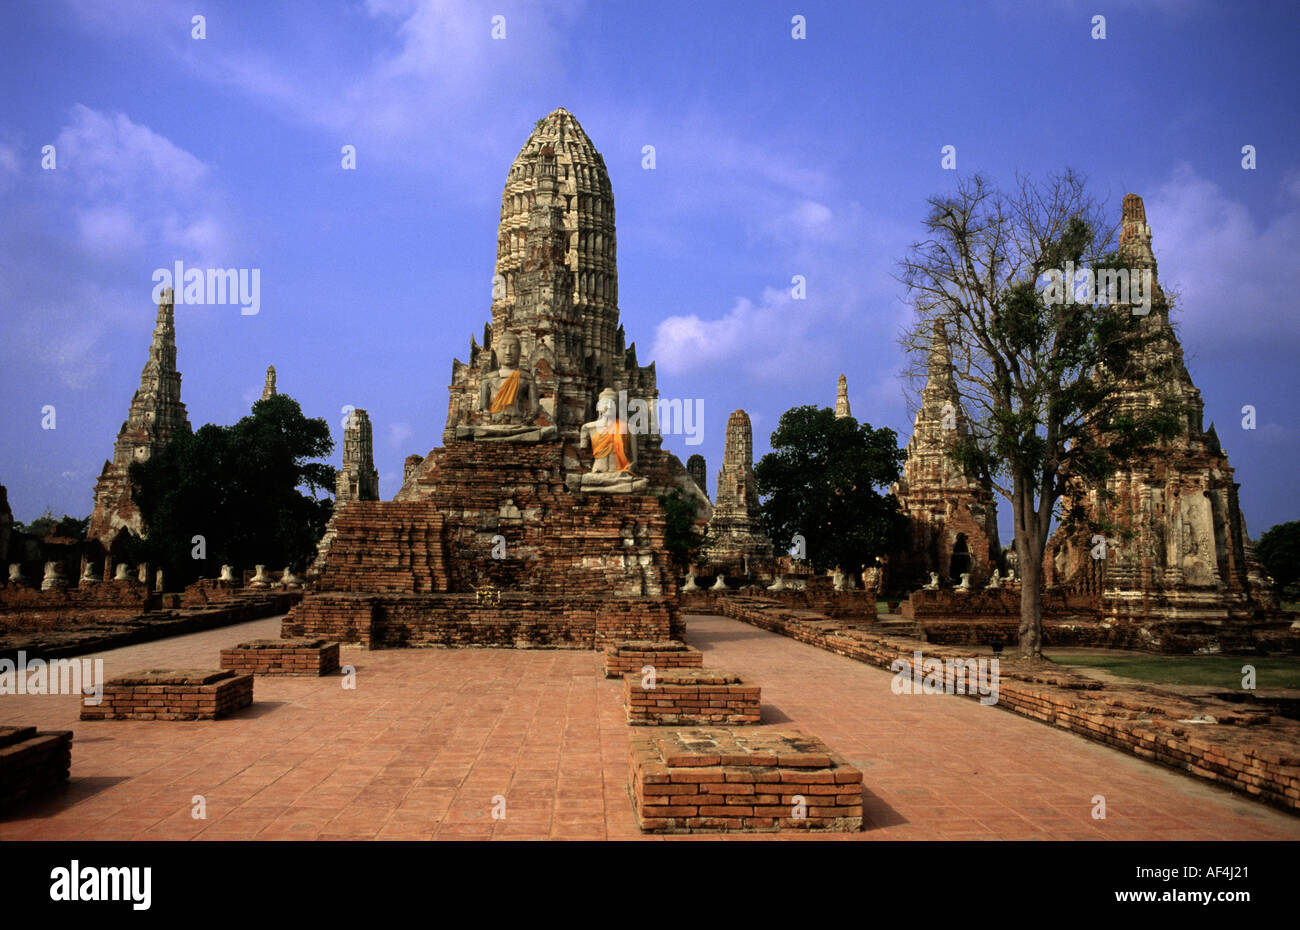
[2,0,1298,543]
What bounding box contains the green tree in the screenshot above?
[897,171,1185,656]
[754,405,906,575]
[129,393,335,586]
[14,509,88,539]
[1256,521,1300,599]
[657,488,711,574]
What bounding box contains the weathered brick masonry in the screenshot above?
[624,669,761,726]
[0,725,72,810]
[82,668,253,721]
[604,640,703,678]
[683,586,876,621]
[629,728,863,833]
[715,597,1300,813]
[287,443,679,648]
[220,638,340,676]
[2,592,299,662]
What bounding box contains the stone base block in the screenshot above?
[629,728,863,833]
[220,638,340,676]
[81,669,253,721]
[625,669,761,725]
[0,725,72,809]
[604,640,703,678]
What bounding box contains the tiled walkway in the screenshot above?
[2,613,1297,840]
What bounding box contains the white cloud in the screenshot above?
[1146,163,1300,353]
[76,205,143,257]
[388,422,413,448]
[55,104,208,195]
[49,105,232,266]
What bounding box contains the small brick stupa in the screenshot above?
[287,109,703,649]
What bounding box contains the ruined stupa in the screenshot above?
[834,374,852,419]
[703,410,773,574]
[88,288,190,552]
[891,320,1000,588]
[1045,194,1277,622]
[335,408,380,503]
[287,108,702,648]
[260,365,277,401]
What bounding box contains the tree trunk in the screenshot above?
[1017,550,1043,657]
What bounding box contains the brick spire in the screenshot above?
[834,373,852,419]
[336,408,379,503]
[89,288,190,546]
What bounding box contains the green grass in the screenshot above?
[1044,651,1300,689]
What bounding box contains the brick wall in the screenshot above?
[2,592,300,662]
[283,593,673,648]
[717,597,1300,813]
[683,587,877,620]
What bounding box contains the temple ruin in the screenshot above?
[1045,194,1278,623]
[260,365,277,401]
[88,288,190,552]
[891,321,1000,589]
[703,410,773,574]
[335,408,380,504]
[834,373,852,419]
[287,108,701,648]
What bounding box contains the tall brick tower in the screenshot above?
[88,288,190,549]
[260,365,277,401]
[705,410,773,572]
[443,107,660,442]
[1045,194,1278,621]
[291,109,705,649]
[891,320,999,587]
[335,408,379,503]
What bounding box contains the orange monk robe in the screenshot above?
[590,419,632,471]
[488,370,521,414]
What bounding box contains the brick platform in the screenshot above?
[625,669,761,725]
[604,640,703,678]
[0,725,72,810]
[81,668,253,721]
[628,728,863,833]
[220,638,340,676]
